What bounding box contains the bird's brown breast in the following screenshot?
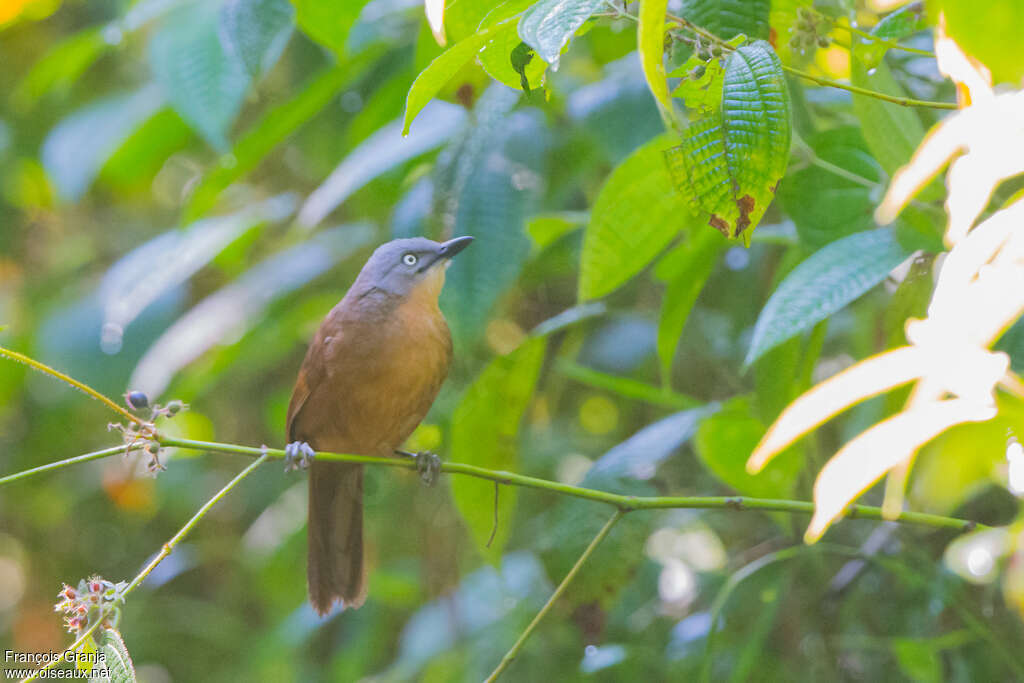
[287,286,452,457]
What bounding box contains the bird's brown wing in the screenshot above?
[286,323,333,444]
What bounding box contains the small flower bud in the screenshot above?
[125,391,149,410]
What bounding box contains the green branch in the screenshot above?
[665,13,956,111]
[485,509,625,682]
[0,345,143,426]
[21,453,269,683]
[0,444,130,485]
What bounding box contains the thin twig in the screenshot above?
[486,481,500,548]
[0,345,144,426]
[485,509,625,682]
[21,453,269,682]
[664,13,956,111]
[0,444,129,485]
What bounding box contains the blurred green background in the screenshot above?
[2,0,1024,680]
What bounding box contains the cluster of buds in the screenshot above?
[789,7,831,53]
[54,576,127,635]
[111,391,189,473]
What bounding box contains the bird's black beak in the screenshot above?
[438,235,474,259]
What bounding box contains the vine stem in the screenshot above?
[21,453,269,683]
[0,444,129,485]
[0,345,143,426]
[664,13,956,111]
[484,509,625,682]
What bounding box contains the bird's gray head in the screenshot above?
[352,235,473,301]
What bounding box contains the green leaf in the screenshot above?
[90,628,137,683]
[517,0,605,67]
[101,108,193,195]
[218,0,295,77]
[403,19,512,135]
[580,134,697,301]
[892,638,942,683]
[41,84,165,201]
[299,101,466,228]
[850,55,925,178]
[558,361,702,410]
[13,27,109,108]
[779,126,883,248]
[450,336,546,562]
[654,227,727,382]
[527,211,586,250]
[858,2,926,68]
[745,227,912,366]
[638,0,672,122]
[479,25,547,92]
[185,62,359,220]
[149,2,251,150]
[670,54,725,114]
[665,40,790,240]
[290,0,369,54]
[935,0,1024,85]
[680,0,770,41]
[439,87,547,345]
[694,396,802,499]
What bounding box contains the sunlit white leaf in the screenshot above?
[806,399,996,541]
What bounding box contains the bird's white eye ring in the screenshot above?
[402,253,418,266]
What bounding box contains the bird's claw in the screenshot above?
[284,441,315,472]
[415,451,441,487]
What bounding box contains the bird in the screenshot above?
[285,235,473,615]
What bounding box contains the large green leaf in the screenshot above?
[858,2,926,69]
[185,62,360,220]
[149,2,251,150]
[850,56,925,178]
[654,227,727,382]
[680,0,770,41]
[779,126,883,248]
[934,0,1024,85]
[41,85,165,201]
[290,0,369,55]
[744,227,912,366]
[665,40,790,241]
[450,336,546,562]
[439,86,547,345]
[403,18,512,134]
[694,396,802,499]
[580,133,697,301]
[517,0,605,67]
[218,0,295,77]
[13,27,109,108]
[90,628,136,683]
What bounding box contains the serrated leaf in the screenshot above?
[517,0,605,68]
[778,126,883,248]
[218,0,295,77]
[695,396,802,499]
[745,227,911,366]
[186,62,358,220]
[670,55,725,114]
[638,0,672,121]
[451,337,546,562]
[290,0,369,54]
[41,84,165,201]
[580,133,697,301]
[655,227,727,381]
[149,2,251,150]
[90,628,136,683]
[403,19,513,134]
[665,40,790,240]
[680,0,770,41]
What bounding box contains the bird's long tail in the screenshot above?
[307,460,367,615]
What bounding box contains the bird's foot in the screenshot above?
[284,441,315,472]
[415,451,441,486]
[395,449,441,486]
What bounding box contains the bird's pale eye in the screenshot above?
[402,253,418,266]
